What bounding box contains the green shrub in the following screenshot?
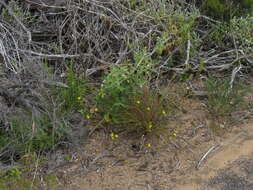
[203,16,253,56]
[96,64,146,125]
[201,0,253,21]
[95,53,170,136]
[205,76,249,119]
[229,16,253,56]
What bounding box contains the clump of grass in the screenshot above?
[60,63,87,113]
[117,87,168,135]
[205,76,250,120]
[0,111,68,160]
[0,152,60,190]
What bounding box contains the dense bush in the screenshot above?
[201,0,253,20]
[96,65,169,136]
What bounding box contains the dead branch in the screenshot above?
[196,144,220,169]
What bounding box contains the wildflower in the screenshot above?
[86,114,91,119]
[127,80,130,83]
[77,96,81,101]
[94,108,98,112]
[172,132,177,137]
[146,143,152,148]
[185,87,190,91]
[110,133,119,140]
[148,122,153,129]
[146,107,151,111]
[136,100,141,104]
[162,110,166,115]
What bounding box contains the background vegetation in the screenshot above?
[0,0,252,188]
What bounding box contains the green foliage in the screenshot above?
[4,167,22,179]
[203,16,253,55]
[0,60,89,168]
[95,52,170,136]
[60,64,87,112]
[154,12,199,55]
[96,45,155,124]
[115,87,168,135]
[96,64,147,125]
[238,0,253,15]
[229,16,253,55]
[205,77,249,119]
[203,0,232,20]
[0,152,59,190]
[0,111,68,156]
[0,176,37,190]
[0,169,59,190]
[0,166,33,190]
[202,0,253,21]
[129,0,145,10]
[1,0,33,25]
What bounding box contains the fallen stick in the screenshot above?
[196,144,220,169]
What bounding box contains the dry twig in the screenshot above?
[196,144,220,169]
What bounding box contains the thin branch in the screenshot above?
[184,40,191,65]
[0,1,31,43]
[196,144,220,169]
[17,49,84,58]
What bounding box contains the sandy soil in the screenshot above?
[46,97,253,190]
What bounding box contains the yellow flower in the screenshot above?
[136,100,141,104]
[146,143,152,148]
[162,110,166,115]
[77,96,81,101]
[94,108,98,112]
[86,114,91,119]
[110,133,119,140]
[172,132,177,137]
[185,87,190,91]
[148,122,153,129]
[146,107,151,111]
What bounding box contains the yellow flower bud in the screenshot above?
[146,143,152,148]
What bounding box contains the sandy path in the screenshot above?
[175,122,253,190]
[57,119,253,190]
